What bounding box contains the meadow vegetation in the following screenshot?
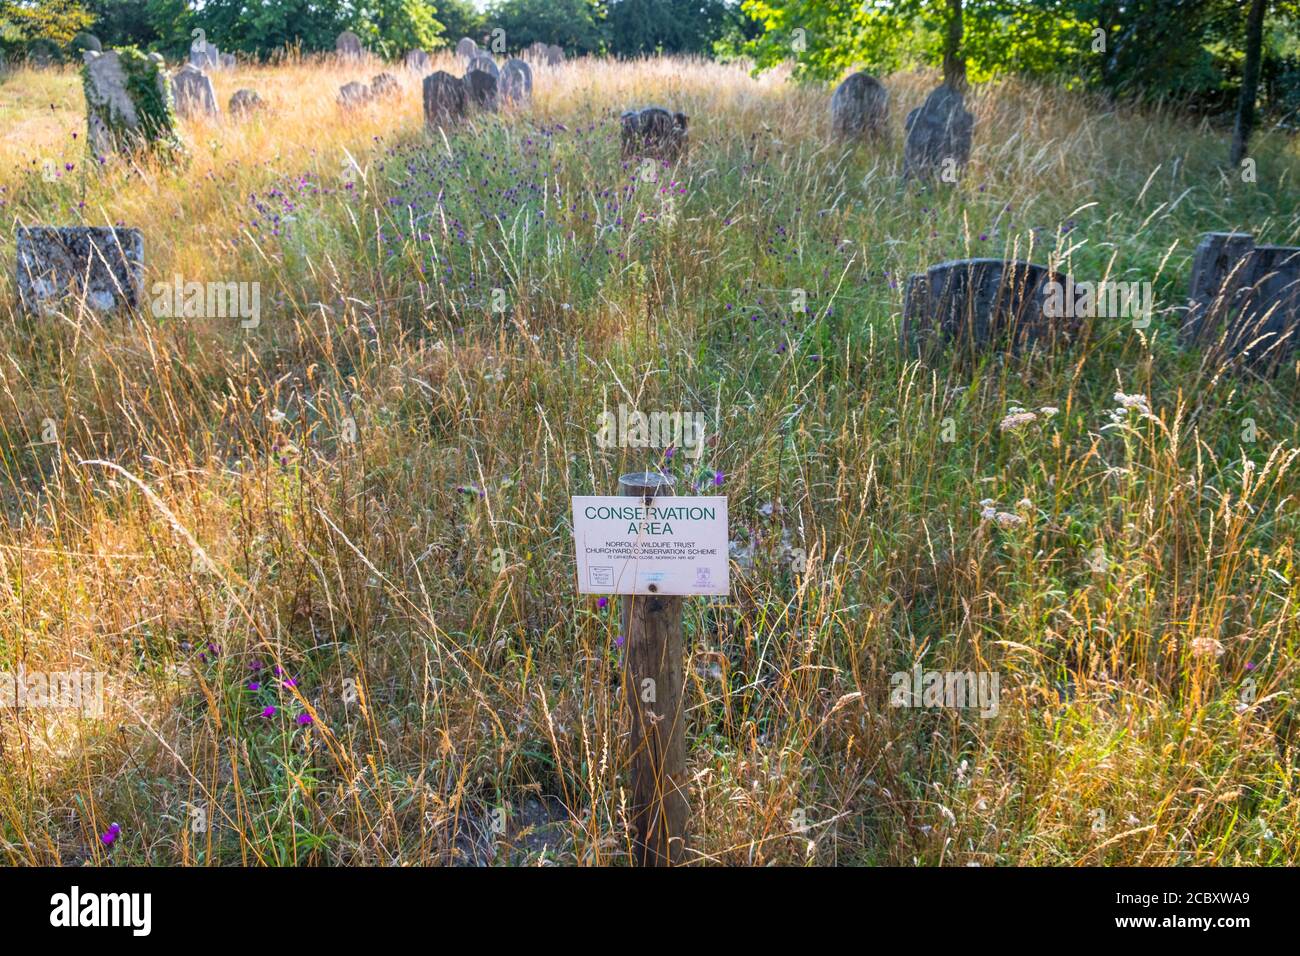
[1,52,1298,864]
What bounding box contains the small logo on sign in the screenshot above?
[589,566,614,587]
[694,567,711,587]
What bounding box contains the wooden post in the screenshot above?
[618,470,688,865]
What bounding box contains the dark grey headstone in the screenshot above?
[900,258,1078,354]
[338,80,372,108]
[229,88,265,118]
[467,54,499,80]
[500,58,532,106]
[903,84,973,180]
[17,226,145,314]
[545,44,564,66]
[620,106,688,162]
[463,69,499,112]
[423,70,467,126]
[370,72,400,98]
[456,37,478,61]
[831,72,888,141]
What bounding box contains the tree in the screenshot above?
[1231,0,1268,164]
[436,0,484,43]
[485,0,606,54]
[606,0,734,57]
[0,0,94,52]
[941,0,964,88]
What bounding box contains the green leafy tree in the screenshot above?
[606,0,735,56]
[1,0,95,53]
[485,0,606,54]
[435,0,483,44]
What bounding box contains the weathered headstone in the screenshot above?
[525,41,549,62]
[456,37,478,61]
[218,52,236,69]
[82,50,179,157]
[831,71,888,141]
[463,69,499,112]
[901,258,1079,354]
[903,84,973,181]
[189,38,219,70]
[404,49,431,73]
[545,44,564,66]
[71,32,102,55]
[370,72,400,98]
[423,71,467,126]
[171,63,220,119]
[336,31,363,60]
[229,88,266,118]
[338,81,373,108]
[500,58,532,107]
[467,54,499,80]
[17,226,145,314]
[620,107,689,162]
[1181,232,1300,372]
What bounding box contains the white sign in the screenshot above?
[572,495,729,596]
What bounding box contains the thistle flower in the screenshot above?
[100,823,121,846]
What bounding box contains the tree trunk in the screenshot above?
[1230,0,1267,166]
[942,0,966,90]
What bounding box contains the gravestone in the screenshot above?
[500,58,532,106]
[229,88,265,118]
[423,71,467,126]
[370,72,400,98]
[620,107,689,162]
[219,52,236,69]
[82,50,179,157]
[189,38,219,70]
[338,81,372,108]
[463,69,499,112]
[171,63,220,119]
[901,258,1079,354]
[546,44,564,66]
[525,41,549,62]
[456,37,478,61]
[468,54,499,80]
[17,226,145,314]
[903,84,973,181]
[1181,232,1300,373]
[404,49,431,73]
[71,32,102,55]
[831,71,888,141]
[336,31,363,60]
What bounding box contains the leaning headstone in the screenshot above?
[17,226,145,314]
[468,54,499,80]
[189,38,219,70]
[229,88,266,118]
[1182,232,1258,345]
[463,69,499,112]
[500,58,532,107]
[338,81,373,108]
[545,44,564,66]
[70,32,102,56]
[370,72,400,98]
[831,72,888,141]
[336,31,363,60]
[620,107,688,162]
[903,84,973,181]
[423,71,467,126]
[1182,232,1300,372]
[404,49,431,73]
[456,37,478,61]
[901,258,1079,354]
[82,50,179,157]
[171,63,220,119]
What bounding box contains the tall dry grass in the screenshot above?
[0,53,1298,864]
